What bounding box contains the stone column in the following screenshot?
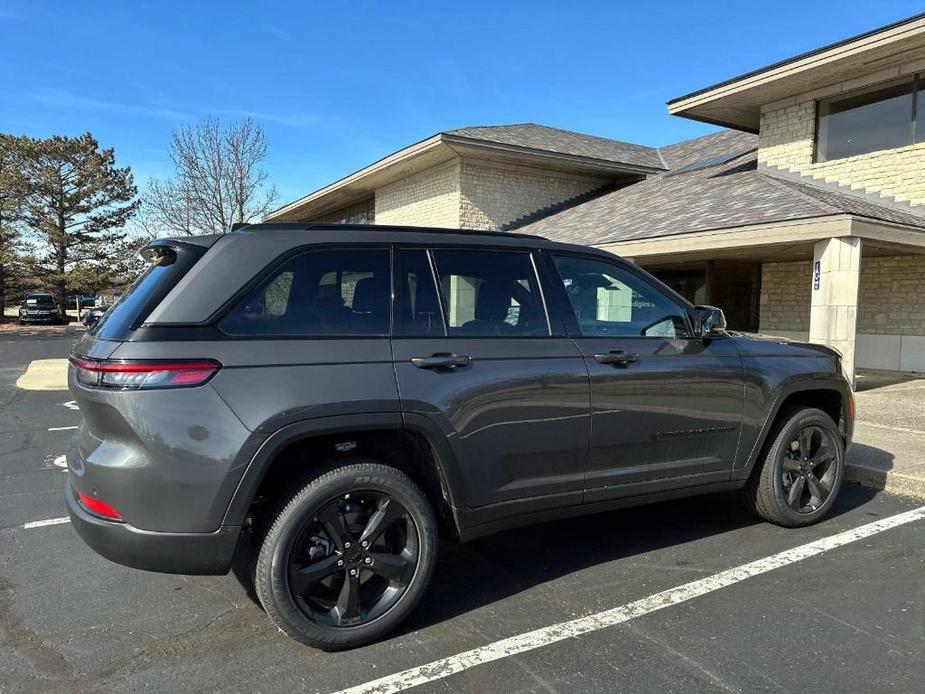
[809,237,861,388]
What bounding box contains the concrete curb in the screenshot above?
[16,358,69,391]
[846,463,925,501]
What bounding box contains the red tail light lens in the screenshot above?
[70,357,221,390]
[77,490,123,521]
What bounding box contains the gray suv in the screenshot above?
[67,224,854,650]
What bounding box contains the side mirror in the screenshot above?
[695,305,727,337]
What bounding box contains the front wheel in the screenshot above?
[742,407,844,527]
[254,460,437,650]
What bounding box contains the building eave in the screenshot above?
[667,13,925,132]
[266,133,666,222]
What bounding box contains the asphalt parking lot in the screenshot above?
[2,330,924,694]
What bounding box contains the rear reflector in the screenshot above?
[70,357,221,390]
[77,490,123,521]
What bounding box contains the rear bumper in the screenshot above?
[66,478,240,575]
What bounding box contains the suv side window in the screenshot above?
[221,247,391,336]
[550,254,692,338]
[395,249,445,336]
[430,249,548,337]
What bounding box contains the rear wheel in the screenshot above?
[254,459,437,650]
[743,407,844,527]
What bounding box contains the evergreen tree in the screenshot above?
[20,133,138,307]
[0,134,28,311]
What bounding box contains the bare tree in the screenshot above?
[143,117,277,235]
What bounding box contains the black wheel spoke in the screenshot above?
[368,552,415,586]
[290,555,342,594]
[334,571,362,624]
[815,437,835,465]
[787,476,805,509]
[805,475,827,505]
[316,502,351,549]
[360,497,403,545]
[799,428,815,459]
[781,457,801,472]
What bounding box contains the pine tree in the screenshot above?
[0,134,28,311]
[20,133,138,308]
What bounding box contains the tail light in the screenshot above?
[76,489,123,521]
[70,357,221,390]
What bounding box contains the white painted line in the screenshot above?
[336,505,925,694]
[62,400,79,411]
[857,421,925,437]
[21,517,70,529]
[51,455,67,469]
[48,425,78,431]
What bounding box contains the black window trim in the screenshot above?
[542,249,700,341]
[813,72,922,164]
[392,244,554,340]
[215,242,395,340]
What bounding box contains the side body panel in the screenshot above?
[392,337,591,526]
[573,335,745,502]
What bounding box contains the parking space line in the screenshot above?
[335,505,925,694]
[48,425,78,431]
[22,517,70,529]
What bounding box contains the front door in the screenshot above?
[545,253,744,503]
[391,247,590,528]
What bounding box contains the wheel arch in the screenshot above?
[738,379,853,480]
[222,413,463,540]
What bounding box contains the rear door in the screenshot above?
[391,246,590,528]
[544,252,744,502]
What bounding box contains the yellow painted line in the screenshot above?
[16,359,69,391]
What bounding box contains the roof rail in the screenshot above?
[236,222,547,241]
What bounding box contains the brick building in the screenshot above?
[268,14,925,381]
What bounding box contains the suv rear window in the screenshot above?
[93,243,206,340]
[220,247,391,337]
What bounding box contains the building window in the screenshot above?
[309,197,375,224]
[815,75,921,162]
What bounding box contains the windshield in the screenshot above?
[24,295,55,306]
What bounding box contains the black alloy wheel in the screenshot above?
[780,424,839,513]
[287,491,419,627]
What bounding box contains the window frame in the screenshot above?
[397,245,553,339]
[814,73,922,163]
[215,243,394,340]
[541,249,699,341]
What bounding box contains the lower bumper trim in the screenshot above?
[66,479,240,575]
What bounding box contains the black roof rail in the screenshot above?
[236,221,547,241]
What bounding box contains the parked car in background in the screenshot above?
[66,223,854,650]
[19,293,63,324]
[81,304,111,329]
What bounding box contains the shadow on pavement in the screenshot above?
[401,485,880,633]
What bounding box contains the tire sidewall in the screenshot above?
[257,463,437,650]
[767,409,845,526]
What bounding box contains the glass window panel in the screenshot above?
[395,250,444,336]
[551,255,692,339]
[816,79,914,161]
[221,248,390,336]
[430,250,548,337]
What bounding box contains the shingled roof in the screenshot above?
[446,123,665,171]
[519,130,925,244]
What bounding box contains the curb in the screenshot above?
[845,463,925,501]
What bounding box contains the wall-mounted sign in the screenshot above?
[813,260,821,291]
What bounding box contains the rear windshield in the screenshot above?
[25,295,55,306]
[92,243,205,340]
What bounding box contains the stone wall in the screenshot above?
[757,64,925,205]
[857,255,925,335]
[374,159,461,228]
[459,161,605,230]
[758,261,811,333]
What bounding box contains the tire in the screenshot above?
[254,459,437,650]
[742,406,844,527]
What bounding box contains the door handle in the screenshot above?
[593,351,639,365]
[411,353,471,369]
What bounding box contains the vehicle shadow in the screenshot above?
[400,485,880,634]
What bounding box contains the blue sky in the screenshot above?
[1,1,922,206]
